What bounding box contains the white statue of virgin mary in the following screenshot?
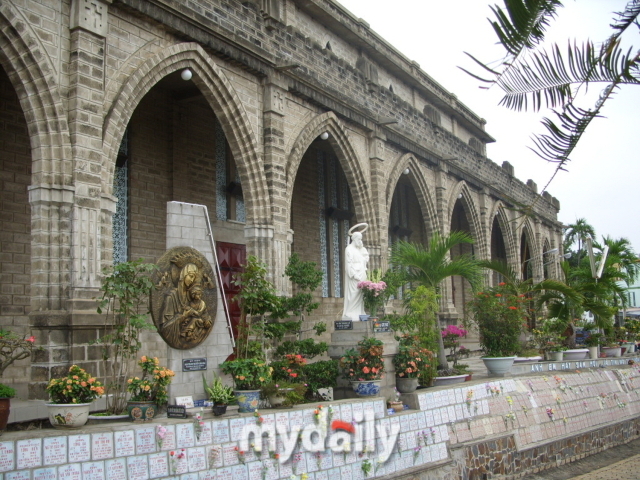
[342,223,369,320]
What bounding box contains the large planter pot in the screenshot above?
[549,351,564,362]
[0,398,10,432]
[602,346,622,358]
[46,403,92,429]
[563,349,588,360]
[623,342,635,353]
[126,401,158,422]
[87,413,129,425]
[395,377,419,394]
[588,346,599,359]
[350,380,382,397]
[514,356,543,363]
[211,404,228,416]
[234,390,261,413]
[433,375,467,386]
[482,357,515,377]
[267,389,293,408]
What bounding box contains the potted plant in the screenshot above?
[357,269,388,319]
[202,372,235,416]
[584,332,602,359]
[261,381,307,408]
[466,282,525,376]
[220,358,271,412]
[392,335,432,393]
[339,337,384,397]
[126,356,175,421]
[45,365,105,428]
[0,330,39,431]
[96,260,158,416]
[601,336,622,357]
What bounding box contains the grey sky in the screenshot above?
[337,0,640,251]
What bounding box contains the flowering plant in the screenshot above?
[127,356,175,405]
[0,329,39,377]
[46,365,105,404]
[220,358,271,390]
[466,283,526,357]
[357,270,388,317]
[442,324,467,367]
[340,337,384,381]
[392,335,432,379]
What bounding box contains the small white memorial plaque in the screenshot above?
[114,430,135,457]
[68,434,91,463]
[126,455,149,480]
[92,432,114,460]
[212,419,230,444]
[33,467,56,480]
[175,395,194,408]
[136,426,156,454]
[6,470,31,480]
[187,446,206,472]
[148,452,169,478]
[44,436,67,465]
[216,466,233,480]
[16,438,42,469]
[82,461,105,480]
[57,463,82,480]
[176,423,196,448]
[232,463,249,480]
[104,458,127,480]
[0,440,15,472]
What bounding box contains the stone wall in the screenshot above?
[3,364,640,479]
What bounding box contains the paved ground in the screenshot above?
[525,437,640,479]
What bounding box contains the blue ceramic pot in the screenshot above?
[234,390,261,413]
[126,401,157,422]
[350,380,382,397]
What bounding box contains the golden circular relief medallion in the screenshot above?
[150,246,217,350]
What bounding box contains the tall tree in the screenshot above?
[390,231,483,368]
[463,0,640,189]
[563,218,596,261]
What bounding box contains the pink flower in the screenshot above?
[27,336,35,343]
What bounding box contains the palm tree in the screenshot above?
[390,231,483,368]
[480,259,582,329]
[602,236,639,286]
[563,218,596,264]
[462,1,640,185]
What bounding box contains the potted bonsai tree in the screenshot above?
[220,358,271,412]
[466,282,525,376]
[202,372,235,416]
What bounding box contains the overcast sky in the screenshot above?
[336,0,640,252]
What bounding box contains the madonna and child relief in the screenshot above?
[150,246,217,350]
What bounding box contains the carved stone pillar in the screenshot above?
[435,163,456,317]
[367,128,387,273]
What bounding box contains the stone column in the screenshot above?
[262,79,292,294]
[367,128,387,273]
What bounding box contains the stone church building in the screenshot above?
[0,0,561,399]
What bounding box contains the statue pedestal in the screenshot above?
[328,320,398,401]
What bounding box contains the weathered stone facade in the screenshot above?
[0,0,562,398]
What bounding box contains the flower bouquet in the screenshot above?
[357,270,387,317]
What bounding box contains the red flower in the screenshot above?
[508,306,517,310]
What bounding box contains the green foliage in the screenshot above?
[467,284,526,357]
[202,372,235,405]
[271,253,323,321]
[0,383,16,398]
[584,332,602,347]
[96,259,157,414]
[273,338,328,359]
[302,360,339,401]
[220,358,271,390]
